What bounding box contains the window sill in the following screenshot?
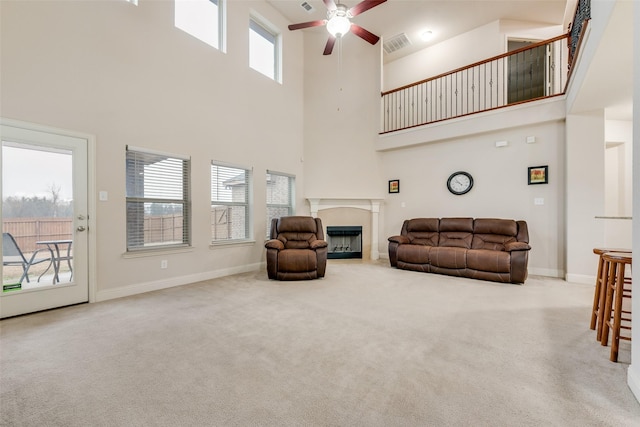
[209,239,256,249]
[122,246,195,258]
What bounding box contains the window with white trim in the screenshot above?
[175,0,225,51]
[266,171,294,238]
[126,147,191,251]
[249,17,279,81]
[211,162,252,242]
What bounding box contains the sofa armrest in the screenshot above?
[505,241,531,252]
[388,235,410,244]
[265,239,284,250]
[310,240,328,249]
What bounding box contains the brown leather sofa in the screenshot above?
[265,216,328,280]
[388,217,531,284]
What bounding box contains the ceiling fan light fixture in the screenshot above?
[327,15,351,37]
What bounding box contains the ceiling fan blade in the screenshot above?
[288,20,327,31]
[323,0,337,11]
[323,36,337,55]
[349,0,387,17]
[350,24,380,45]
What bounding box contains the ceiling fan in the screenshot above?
[288,0,387,55]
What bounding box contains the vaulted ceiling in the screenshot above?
[267,0,570,62]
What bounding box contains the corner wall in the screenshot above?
[629,0,640,405]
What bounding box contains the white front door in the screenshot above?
[1,123,89,318]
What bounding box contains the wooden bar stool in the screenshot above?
[600,251,632,362]
[591,248,631,341]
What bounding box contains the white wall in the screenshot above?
[0,0,305,298]
[383,21,502,91]
[302,31,384,201]
[605,119,633,215]
[380,120,565,278]
[565,112,606,283]
[629,0,640,405]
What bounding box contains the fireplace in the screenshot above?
[326,226,362,259]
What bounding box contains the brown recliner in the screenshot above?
[265,216,328,280]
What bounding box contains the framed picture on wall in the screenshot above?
[389,179,400,193]
[528,165,548,185]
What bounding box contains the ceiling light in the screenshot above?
[326,5,351,37]
[327,15,351,37]
[421,30,434,41]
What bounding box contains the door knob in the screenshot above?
[77,226,86,232]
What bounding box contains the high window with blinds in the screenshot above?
[211,162,252,242]
[266,171,294,238]
[125,147,191,251]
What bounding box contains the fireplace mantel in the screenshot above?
[306,198,383,260]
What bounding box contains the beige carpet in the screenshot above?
[1,260,638,426]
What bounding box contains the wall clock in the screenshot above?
[447,171,473,195]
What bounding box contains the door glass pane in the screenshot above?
[2,141,74,290]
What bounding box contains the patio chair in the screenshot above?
[2,232,53,284]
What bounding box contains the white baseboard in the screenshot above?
[565,273,595,285]
[529,267,564,278]
[628,366,640,405]
[95,263,263,302]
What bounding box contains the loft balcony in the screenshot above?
[380,33,571,135]
[379,0,590,138]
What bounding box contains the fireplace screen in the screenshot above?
[326,226,362,259]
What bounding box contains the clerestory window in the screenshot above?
[175,0,225,51]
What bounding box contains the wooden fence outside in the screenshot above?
[3,218,73,253]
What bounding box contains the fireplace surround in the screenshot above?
[306,198,383,260]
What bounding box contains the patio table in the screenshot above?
[36,240,73,284]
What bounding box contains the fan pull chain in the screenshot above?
[337,36,343,112]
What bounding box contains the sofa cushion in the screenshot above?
[429,247,467,269]
[397,244,430,264]
[473,218,517,236]
[278,249,317,272]
[440,217,474,232]
[278,233,317,249]
[471,219,518,251]
[439,218,473,248]
[471,234,516,251]
[406,218,439,246]
[467,249,511,273]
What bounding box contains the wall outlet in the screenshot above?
[161,260,168,269]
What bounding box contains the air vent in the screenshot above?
[383,33,412,54]
[300,1,315,13]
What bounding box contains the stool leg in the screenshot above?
[596,259,611,341]
[600,261,617,346]
[609,264,626,362]
[590,255,604,330]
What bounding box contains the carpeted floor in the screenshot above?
[1,259,639,426]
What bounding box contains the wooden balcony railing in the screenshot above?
[380,33,570,134]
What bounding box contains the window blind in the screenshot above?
[211,162,252,241]
[126,147,191,250]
